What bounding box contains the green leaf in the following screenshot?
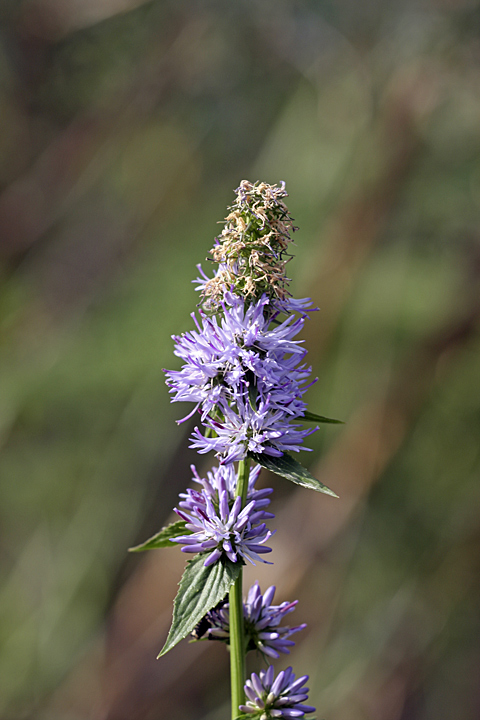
[244,369,258,411]
[158,554,241,657]
[249,452,338,498]
[248,380,258,411]
[128,520,190,552]
[303,410,344,424]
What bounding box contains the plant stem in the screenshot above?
[229,457,250,720]
[229,567,245,720]
[235,457,250,505]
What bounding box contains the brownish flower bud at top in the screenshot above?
[201,180,297,310]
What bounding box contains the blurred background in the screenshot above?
[1,0,480,718]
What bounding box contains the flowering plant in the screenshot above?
[131,181,340,719]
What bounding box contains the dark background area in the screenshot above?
[1,1,480,718]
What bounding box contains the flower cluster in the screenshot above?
[240,666,315,719]
[178,464,273,521]
[201,581,306,659]
[161,181,319,720]
[165,292,317,464]
[198,180,296,311]
[172,464,274,567]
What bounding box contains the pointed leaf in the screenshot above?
[128,520,190,552]
[158,554,241,657]
[244,369,258,411]
[249,452,338,498]
[248,380,258,411]
[303,410,344,424]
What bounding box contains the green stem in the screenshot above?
[229,457,250,720]
[235,457,250,505]
[229,566,245,720]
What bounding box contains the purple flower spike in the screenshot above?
[172,484,274,567]
[243,582,306,658]
[164,291,318,463]
[191,395,316,464]
[177,463,274,527]
[200,582,306,658]
[240,666,315,719]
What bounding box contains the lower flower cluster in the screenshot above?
[172,463,274,567]
[202,581,306,659]
[240,666,315,719]
[171,466,315,718]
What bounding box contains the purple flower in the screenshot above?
[165,294,313,415]
[178,464,273,525]
[201,581,306,658]
[172,488,274,567]
[164,293,318,462]
[190,395,316,464]
[240,665,316,719]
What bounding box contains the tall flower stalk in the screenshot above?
[130,181,341,720]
